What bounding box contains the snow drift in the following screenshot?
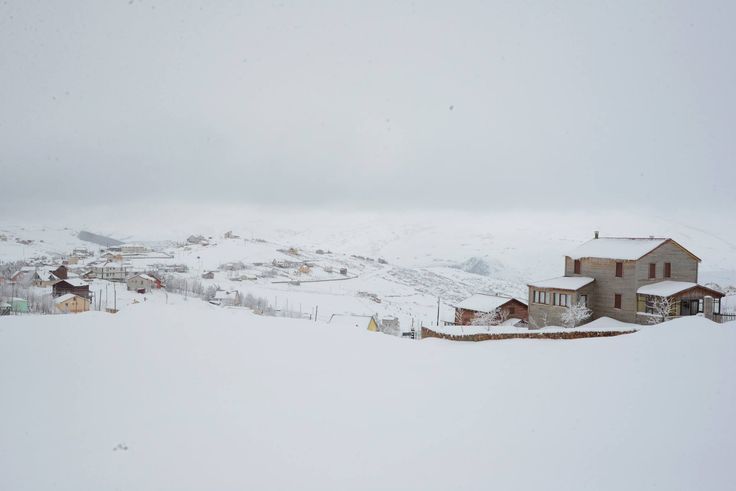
[0,303,734,490]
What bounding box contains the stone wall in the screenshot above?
[421,326,636,342]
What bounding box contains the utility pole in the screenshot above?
[436,296,440,326]
[114,283,117,311]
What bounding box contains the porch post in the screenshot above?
[704,296,714,321]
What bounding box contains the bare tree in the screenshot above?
[561,300,592,328]
[648,295,677,324]
[471,308,509,330]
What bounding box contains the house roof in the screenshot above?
[567,237,672,261]
[637,280,723,298]
[129,273,156,282]
[56,278,88,287]
[454,294,525,312]
[329,314,375,329]
[54,293,85,304]
[528,276,595,291]
[214,290,239,300]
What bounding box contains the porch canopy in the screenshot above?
[637,280,724,298]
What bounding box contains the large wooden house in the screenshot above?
[528,234,725,327]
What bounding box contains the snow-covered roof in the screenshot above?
[637,280,722,297]
[130,273,157,282]
[214,290,239,300]
[567,237,669,261]
[454,294,525,312]
[33,270,58,281]
[329,314,375,329]
[58,278,88,287]
[54,293,85,304]
[528,276,595,290]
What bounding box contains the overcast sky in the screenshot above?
[1,1,734,211]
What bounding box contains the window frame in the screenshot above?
[615,262,623,277]
[664,262,671,278]
[649,263,656,279]
[573,259,581,274]
[614,293,622,309]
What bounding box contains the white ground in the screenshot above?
[0,302,734,490]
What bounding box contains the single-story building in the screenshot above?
[4,297,29,313]
[126,273,158,293]
[328,314,379,332]
[201,271,216,279]
[212,290,241,307]
[54,293,90,313]
[636,280,725,322]
[453,293,528,325]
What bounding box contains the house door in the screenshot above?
[681,299,699,316]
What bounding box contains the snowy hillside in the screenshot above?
[2,207,735,327]
[1,302,734,490]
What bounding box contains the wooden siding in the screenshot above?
[455,299,528,325]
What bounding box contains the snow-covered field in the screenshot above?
[0,301,734,490]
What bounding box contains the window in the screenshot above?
[714,298,721,314]
[533,290,539,303]
[580,294,588,307]
[574,259,581,274]
[664,262,671,278]
[539,291,547,304]
[614,294,622,309]
[615,262,623,277]
[698,299,704,313]
[649,263,656,279]
[552,293,558,306]
[560,293,570,307]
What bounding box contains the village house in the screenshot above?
[90,261,133,282]
[212,290,241,307]
[453,293,528,325]
[10,266,37,283]
[528,233,725,327]
[52,278,91,299]
[120,244,147,255]
[126,273,158,293]
[50,265,68,280]
[54,293,90,314]
[31,270,61,287]
[201,271,216,279]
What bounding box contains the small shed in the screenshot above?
[6,297,29,313]
[54,293,90,313]
[201,271,215,279]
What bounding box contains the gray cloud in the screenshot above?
[1,0,734,211]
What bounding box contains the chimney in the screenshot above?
[594,231,599,239]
